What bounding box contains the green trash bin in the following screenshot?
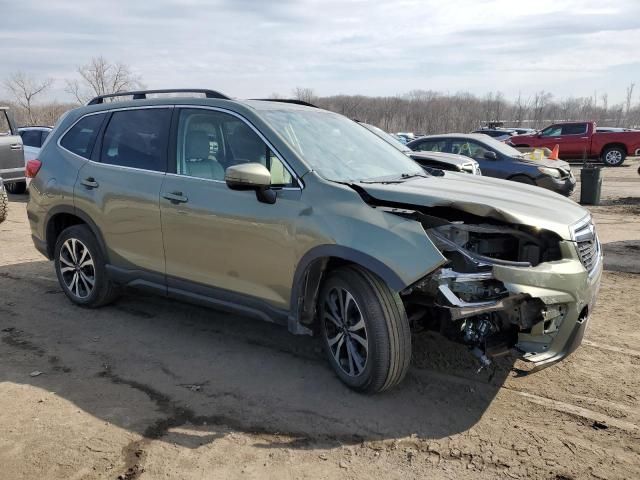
[580,165,602,205]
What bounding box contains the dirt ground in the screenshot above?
[1,160,639,480]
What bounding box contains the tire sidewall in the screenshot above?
[602,147,625,167]
[319,270,389,391]
[54,225,108,307]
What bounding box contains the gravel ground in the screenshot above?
[1,159,639,480]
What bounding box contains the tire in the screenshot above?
[6,181,27,194]
[54,225,119,307]
[601,146,626,167]
[318,265,411,393]
[0,188,7,224]
[509,174,536,185]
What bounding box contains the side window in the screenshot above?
[414,140,447,152]
[450,140,488,159]
[177,109,294,186]
[100,109,171,172]
[0,111,12,135]
[541,126,562,137]
[20,130,42,148]
[60,114,105,158]
[561,123,587,135]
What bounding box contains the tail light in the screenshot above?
[26,159,42,178]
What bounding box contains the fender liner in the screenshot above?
[44,205,109,261]
[287,245,409,335]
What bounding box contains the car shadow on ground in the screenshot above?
[0,260,516,451]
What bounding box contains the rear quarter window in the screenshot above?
[60,114,106,158]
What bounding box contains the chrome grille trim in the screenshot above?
[570,216,601,275]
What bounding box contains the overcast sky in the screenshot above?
[2,0,639,103]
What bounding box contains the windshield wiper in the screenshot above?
[359,172,428,184]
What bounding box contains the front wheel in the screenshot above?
[601,147,626,167]
[319,265,411,393]
[54,225,119,307]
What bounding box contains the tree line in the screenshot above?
[2,57,639,133]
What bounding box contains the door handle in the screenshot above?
[163,191,188,204]
[81,177,99,189]
[10,144,23,150]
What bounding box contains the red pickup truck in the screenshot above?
[509,121,640,166]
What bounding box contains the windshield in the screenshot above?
[260,109,424,182]
[477,135,524,157]
[359,123,412,153]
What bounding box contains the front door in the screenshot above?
[160,108,303,311]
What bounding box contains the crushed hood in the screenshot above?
[356,174,588,240]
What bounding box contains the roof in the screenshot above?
[411,133,492,142]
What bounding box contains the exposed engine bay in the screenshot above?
[380,205,566,372]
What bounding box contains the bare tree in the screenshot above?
[3,72,53,125]
[292,87,317,104]
[625,83,635,119]
[65,56,144,104]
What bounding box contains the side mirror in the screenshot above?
[484,151,498,160]
[225,163,276,204]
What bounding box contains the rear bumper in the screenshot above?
[493,241,602,369]
[536,173,576,196]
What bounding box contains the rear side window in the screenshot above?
[20,130,42,148]
[561,124,587,135]
[413,140,448,152]
[60,114,105,158]
[0,111,12,135]
[100,108,171,172]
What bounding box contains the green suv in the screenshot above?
[27,89,602,393]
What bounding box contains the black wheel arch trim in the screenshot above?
[287,245,407,335]
[44,205,109,261]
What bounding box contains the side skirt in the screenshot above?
[105,264,289,327]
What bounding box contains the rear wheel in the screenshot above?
[6,181,27,194]
[54,225,119,307]
[319,265,411,393]
[509,174,536,185]
[601,146,626,167]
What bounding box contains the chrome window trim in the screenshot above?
[56,105,304,190]
[173,104,304,190]
[56,106,173,163]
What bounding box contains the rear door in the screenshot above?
[0,109,25,182]
[558,123,589,157]
[73,107,172,278]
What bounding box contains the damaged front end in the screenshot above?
[384,207,602,373]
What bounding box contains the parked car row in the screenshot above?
[25,89,602,393]
[407,133,575,196]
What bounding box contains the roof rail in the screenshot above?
[251,99,318,108]
[86,89,231,105]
